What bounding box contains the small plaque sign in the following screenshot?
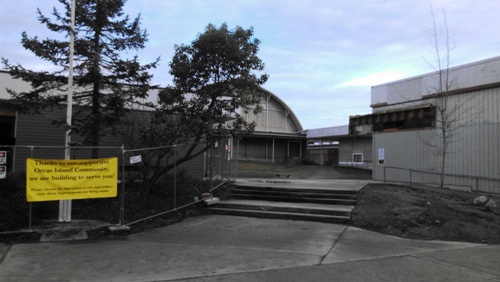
[0,151,6,164]
[0,166,7,179]
[130,155,142,164]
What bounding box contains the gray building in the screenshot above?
[305,125,372,169]
[1,71,306,177]
[236,87,306,164]
[362,56,500,193]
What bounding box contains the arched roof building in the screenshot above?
[248,87,303,133]
[235,87,306,164]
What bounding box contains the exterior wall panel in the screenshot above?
[373,87,500,193]
[372,56,500,107]
[16,109,66,147]
[339,136,373,170]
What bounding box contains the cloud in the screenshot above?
[338,70,409,88]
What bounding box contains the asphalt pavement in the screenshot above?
[1,214,499,282]
[1,177,499,281]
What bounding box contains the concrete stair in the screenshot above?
[208,180,359,223]
[230,186,357,205]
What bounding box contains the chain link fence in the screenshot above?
[0,145,123,233]
[0,139,236,233]
[122,138,235,227]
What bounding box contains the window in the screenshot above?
[352,153,363,163]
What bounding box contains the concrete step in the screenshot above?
[207,200,353,223]
[231,184,358,205]
[233,184,358,195]
[230,188,357,200]
[208,179,360,223]
[208,207,350,224]
[230,193,357,205]
[211,199,353,216]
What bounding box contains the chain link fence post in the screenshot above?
[174,145,177,209]
[29,146,34,231]
[227,136,231,180]
[120,145,125,226]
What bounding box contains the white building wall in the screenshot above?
[373,81,500,193]
[371,56,500,108]
[1,71,32,99]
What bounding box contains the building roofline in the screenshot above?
[371,55,500,89]
[257,85,303,132]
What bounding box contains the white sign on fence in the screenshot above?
[0,151,6,164]
[0,166,6,179]
[130,155,142,164]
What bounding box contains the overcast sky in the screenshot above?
[1,0,499,130]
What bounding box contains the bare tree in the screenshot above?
[421,5,479,189]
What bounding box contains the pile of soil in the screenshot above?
[350,183,500,244]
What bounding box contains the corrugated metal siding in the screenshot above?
[373,129,438,182]
[16,108,66,146]
[338,136,373,169]
[373,87,500,193]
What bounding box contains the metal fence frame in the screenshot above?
[119,139,236,226]
[0,139,237,233]
[383,166,500,194]
[0,145,125,232]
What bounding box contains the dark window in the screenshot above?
[353,153,363,163]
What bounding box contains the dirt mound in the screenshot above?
[350,184,500,244]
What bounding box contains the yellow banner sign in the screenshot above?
[26,158,118,202]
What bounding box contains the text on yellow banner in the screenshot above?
[26,158,118,202]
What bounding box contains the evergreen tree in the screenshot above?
[164,22,268,144]
[2,0,158,148]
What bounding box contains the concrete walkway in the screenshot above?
[1,214,498,282]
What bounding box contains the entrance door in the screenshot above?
[288,141,302,159]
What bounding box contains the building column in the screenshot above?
[272,137,275,163]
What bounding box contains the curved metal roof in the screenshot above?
[257,86,304,132]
